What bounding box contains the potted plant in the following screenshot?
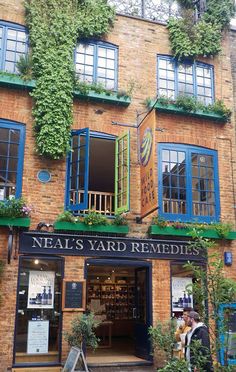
[64,312,100,351]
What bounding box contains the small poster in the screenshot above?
[27,320,49,354]
[27,270,55,309]
[172,276,193,311]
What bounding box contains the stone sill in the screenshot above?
[0,217,31,227]
[54,221,129,234]
[149,225,236,240]
[0,74,131,107]
[152,101,228,123]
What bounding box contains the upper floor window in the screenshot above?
[75,41,118,90]
[157,56,214,105]
[65,129,129,216]
[158,144,220,223]
[0,21,28,74]
[0,120,25,200]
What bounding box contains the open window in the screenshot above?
[65,129,130,216]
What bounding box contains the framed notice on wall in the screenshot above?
[62,279,86,311]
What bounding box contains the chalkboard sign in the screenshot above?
[63,280,86,311]
[62,346,89,372]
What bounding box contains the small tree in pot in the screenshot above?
[64,312,100,350]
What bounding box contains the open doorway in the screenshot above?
[85,260,152,365]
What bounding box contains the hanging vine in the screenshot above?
[25,0,115,159]
[167,0,235,60]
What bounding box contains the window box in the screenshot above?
[152,101,228,123]
[0,73,35,90]
[54,221,129,234]
[0,74,131,107]
[0,217,30,227]
[149,225,236,240]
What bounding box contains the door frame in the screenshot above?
[84,258,153,359]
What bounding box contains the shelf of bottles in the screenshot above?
[87,283,135,320]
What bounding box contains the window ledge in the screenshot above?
[74,90,131,106]
[152,102,228,123]
[0,217,31,227]
[0,74,131,107]
[149,225,236,240]
[54,221,129,234]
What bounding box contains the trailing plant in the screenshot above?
[167,0,235,59]
[56,210,76,223]
[175,94,198,112]
[64,312,100,350]
[152,216,168,228]
[25,0,115,159]
[83,210,108,226]
[149,319,177,360]
[113,213,128,226]
[211,222,233,239]
[207,100,232,122]
[0,198,32,218]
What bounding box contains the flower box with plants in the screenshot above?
[147,95,231,123]
[149,217,236,240]
[54,211,129,234]
[0,198,31,227]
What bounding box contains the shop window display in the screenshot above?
[14,257,63,365]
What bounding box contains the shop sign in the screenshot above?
[139,110,158,218]
[20,232,205,261]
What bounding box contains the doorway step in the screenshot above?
[89,362,155,372]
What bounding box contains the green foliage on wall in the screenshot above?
[25,0,115,159]
[168,0,235,60]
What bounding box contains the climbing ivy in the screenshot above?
[25,0,115,159]
[167,0,235,60]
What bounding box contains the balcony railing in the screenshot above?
[163,199,215,216]
[108,0,179,23]
[70,190,115,216]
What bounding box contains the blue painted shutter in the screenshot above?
[66,128,90,211]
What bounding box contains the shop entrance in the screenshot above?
[85,259,152,365]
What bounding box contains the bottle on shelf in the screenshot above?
[48,286,52,306]
[41,286,48,305]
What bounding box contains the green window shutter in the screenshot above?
[115,131,130,214]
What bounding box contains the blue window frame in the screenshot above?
[218,303,236,366]
[75,41,118,90]
[157,56,214,105]
[158,144,220,223]
[0,21,28,74]
[0,119,25,200]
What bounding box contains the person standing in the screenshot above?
[185,311,213,371]
[175,308,192,358]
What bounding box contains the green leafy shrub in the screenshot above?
[113,213,128,226]
[152,216,168,228]
[0,198,32,218]
[207,100,232,122]
[167,0,235,59]
[158,358,189,372]
[64,312,100,350]
[149,319,177,360]
[175,95,198,112]
[83,210,108,226]
[56,210,76,223]
[16,54,33,81]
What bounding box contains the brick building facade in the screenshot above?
[0,1,236,371]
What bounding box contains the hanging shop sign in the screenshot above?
[139,109,158,218]
[20,232,205,261]
[27,270,55,309]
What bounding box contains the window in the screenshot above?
[0,21,28,74]
[157,56,214,105]
[65,130,129,216]
[14,256,63,365]
[75,41,118,90]
[158,144,220,222]
[0,120,25,200]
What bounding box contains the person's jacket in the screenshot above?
[185,324,213,371]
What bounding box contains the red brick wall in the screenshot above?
[0,1,236,369]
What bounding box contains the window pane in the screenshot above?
[14,258,62,365]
